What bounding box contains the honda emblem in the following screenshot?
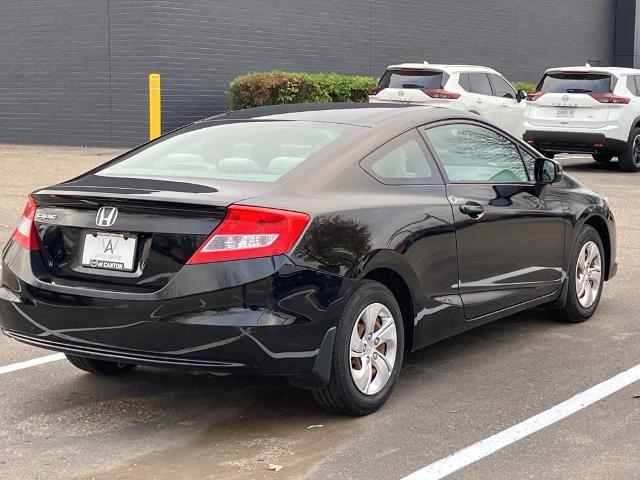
[96,207,118,227]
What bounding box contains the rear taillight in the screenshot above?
[422,88,460,99]
[369,86,385,95]
[187,205,310,264]
[11,195,39,250]
[589,92,630,104]
[526,91,544,101]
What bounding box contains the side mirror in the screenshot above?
[534,157,563,184]
[516,89,527,103]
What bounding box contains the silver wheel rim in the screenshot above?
[349,303,397,396]
[633,135,640,167]
[575,241,602,308]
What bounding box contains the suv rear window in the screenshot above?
[378,69,446,90]
[537,73,613,94]
[100,121,356,183]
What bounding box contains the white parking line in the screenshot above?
[0,353,65,375]
[401,363,640,480]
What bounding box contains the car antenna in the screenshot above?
[424,60,430,64]
[585,62,591,67]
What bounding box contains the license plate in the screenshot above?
[81,232,137,272]
[556,107,575,118]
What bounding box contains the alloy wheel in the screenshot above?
[349,302,398,395]
[575,241,602,308]
[633,135,640,167]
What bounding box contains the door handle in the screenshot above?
[459,201,485,218]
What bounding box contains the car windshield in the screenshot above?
[379,69,444,90]
[99,121,356,183]
[537,73,612,93]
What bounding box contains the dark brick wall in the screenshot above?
[0,0,617,147]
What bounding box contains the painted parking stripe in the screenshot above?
[0,353,65,375]
[402,363,640,480]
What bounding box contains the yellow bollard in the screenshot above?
[149,73,161,140]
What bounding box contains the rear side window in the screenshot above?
[467,73,493,95]
[628,76,639,96]
[100,121,357,183]
[489,74,516,99]
[537,73,613,94]
[361,131,442,185]
[459,73,470,91]
[378,69,446,90]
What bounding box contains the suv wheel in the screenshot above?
[66,354,137,375]
[312,280,404,416]
[592,152,612,163]
[618,127,640,172]
[558,226,605,323]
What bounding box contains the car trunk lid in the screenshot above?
[527,72,618,129]
[30,174,261,291]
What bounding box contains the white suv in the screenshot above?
[523,66,640,172]
[369,63,527,138]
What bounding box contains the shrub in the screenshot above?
[512,81,537,94]
[228,71,378,110]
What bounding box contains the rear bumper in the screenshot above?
[0,242,351,387]
[524,130,627,155]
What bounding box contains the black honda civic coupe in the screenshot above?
[0,103,616,415]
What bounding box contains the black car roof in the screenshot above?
[201,102,475,128]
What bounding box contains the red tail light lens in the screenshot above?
[422,88,460,99]
[187,205,310,264]
[369,86,385,95]
[11,195,39,250]
[526,91,544,101]
[589,92,630,104]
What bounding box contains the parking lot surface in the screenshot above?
[0,145,639,480]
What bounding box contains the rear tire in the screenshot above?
[66,354,137,375]
[618,128,640,172]
[557,226,605,323]
[592,152,613,163]
[312,280,404,416]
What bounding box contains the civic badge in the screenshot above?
[96,206,118,227]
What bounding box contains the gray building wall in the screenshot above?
[0,0,618,146]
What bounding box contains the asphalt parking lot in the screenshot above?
[1,144,639,480]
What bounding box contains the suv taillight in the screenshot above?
[589,92,630,104]
[526,91,544,101]
[187,205,310,264]
[11,195,39,250]
[422,88,460,99]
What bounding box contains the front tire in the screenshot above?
[558,226,605,323]
[618,128,640,172]
[66,354,137,375]
[312,280,404,416]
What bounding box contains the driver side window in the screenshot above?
[424,123,529,182]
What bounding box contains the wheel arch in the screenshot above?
[582,214,612,280]
[361,261,418,352]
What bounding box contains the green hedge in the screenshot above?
[228,71,378,110]
[512,81,537,94]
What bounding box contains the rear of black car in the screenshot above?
[0,119,356,386]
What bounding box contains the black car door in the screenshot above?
[421,121,565,319]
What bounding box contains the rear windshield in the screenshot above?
[537,73,613,94]
[379,69,445,90]
[99,121,356,183]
